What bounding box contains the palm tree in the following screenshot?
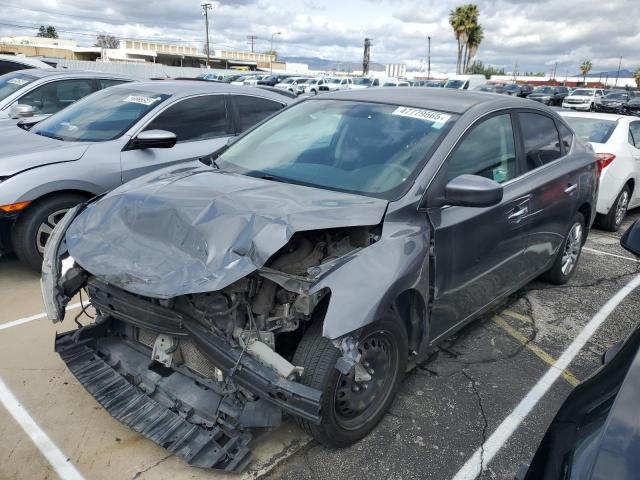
[580,60,593,85]
[634,68,640,88]
[460,4,479,73]
[449,7,466,74]
[465,24,483,73]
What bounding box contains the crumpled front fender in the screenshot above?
[312,215,430,340]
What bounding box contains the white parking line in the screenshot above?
[0,303,82,331]
[0,375,85,479]
[583,247,639,263]
[452,271,640,480]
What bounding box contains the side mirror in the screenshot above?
[621,219,640,256]
[9,104,35,119]
[445,174,503,207]
[132,129,176,149]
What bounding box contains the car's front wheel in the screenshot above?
[11,193,88,271]
[542,212,585,285]
[596,185,630,232]
[293,311,407,447]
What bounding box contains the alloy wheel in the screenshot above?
[36,208,69,255]
[615,190,629,229]
[561,222,583,276]
[333,330,399,431]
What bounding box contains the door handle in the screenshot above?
[508,206,529,221]
[564,184,577,194]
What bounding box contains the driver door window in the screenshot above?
[18,79,94,114]
[446,113,517,184]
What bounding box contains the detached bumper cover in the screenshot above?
[56,326,253,471]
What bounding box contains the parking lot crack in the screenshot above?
[462,370,488,480]
[130,454,172,480]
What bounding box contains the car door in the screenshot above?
[427,112,531,339]
[16,78,94,115]
[120,94,232,182]
[229,94,286,134]
[627,122,640,206]
[516,111,578,275]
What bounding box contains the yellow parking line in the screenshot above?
[501,308,531,323]
[492,315,580,387]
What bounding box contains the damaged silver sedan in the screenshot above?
[42,88,597,471]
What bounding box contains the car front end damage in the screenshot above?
[40,171,428,471]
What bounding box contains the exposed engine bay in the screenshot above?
[50,226,380,471]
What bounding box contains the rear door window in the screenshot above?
[18,78,94,114]
[629,122,640,147]
[144,94,229,142]
[519,112,562,170]
[231,95,284,133]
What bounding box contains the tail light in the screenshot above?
[595,153,616,178]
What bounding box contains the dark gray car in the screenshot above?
[42,88,598,471]
[0,81,290,269]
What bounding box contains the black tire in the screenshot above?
[292,311,407,448]
[595,186,630,232]
[542,212,585,285]
[11,193,88,271]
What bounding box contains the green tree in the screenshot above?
[580,59,593,84]
[467,60,505,78]
[449,4,483,74]
[635,68,640,88]
[95,34,119,49]
[37,25,58,38]
[465,23,484,73]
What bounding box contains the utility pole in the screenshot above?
[201,2,213,68]
[362,38,371,76]
[427,36,431,80]
[270,31,281,74]
[246,35,258,53]
[615,56,622,87]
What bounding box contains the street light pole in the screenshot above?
[427,36,431,80]
[201,2,213,69]
[615,56,622,87]
[270,31,281,74]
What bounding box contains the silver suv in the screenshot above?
[0,81,291,269]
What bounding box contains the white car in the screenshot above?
[244,75,269,86]
[318,77,353,92]
[298,77,328,94]
[274,77,309,93]
[381,80,410,87]
[443,74,486,90]
[561,111,640,231]
[562,88,605,111]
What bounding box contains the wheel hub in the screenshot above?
[36,208,70,255]
[561,222,583,275]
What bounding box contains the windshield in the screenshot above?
[503,84,520,92]
[31,87,170,142]
[0,71,37,102]
[281,78,296,84]
[563,117,617,144]
[354,78,374,86]
[444,79,465,89]
[218,99,455,200]
[532,86,554,94]
[330,78,343,84]
[604,92,626,100]
[571,89,594,96]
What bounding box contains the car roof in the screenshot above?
[315,87,534,114]
[558,110,627,122]
[109,80,293,103]
[0,54,53,69]
[8,68,133,80]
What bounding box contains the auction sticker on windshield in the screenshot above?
[8,78,29,86]
[392,106,451,128]
[122,95,162,106]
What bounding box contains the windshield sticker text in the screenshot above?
[7,78,29,86]
[122,95,161,106]
[392,107,450,128]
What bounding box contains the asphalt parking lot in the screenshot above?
[1,211,639,480]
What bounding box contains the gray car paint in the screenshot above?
[52,88,597,348]
[0,82,291,209]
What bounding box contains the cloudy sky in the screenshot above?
[1,0,639,74]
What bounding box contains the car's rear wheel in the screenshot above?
[542,212,585,285]
[292,311,407,448]
[11,193,88,271]
[596,185,630,232]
